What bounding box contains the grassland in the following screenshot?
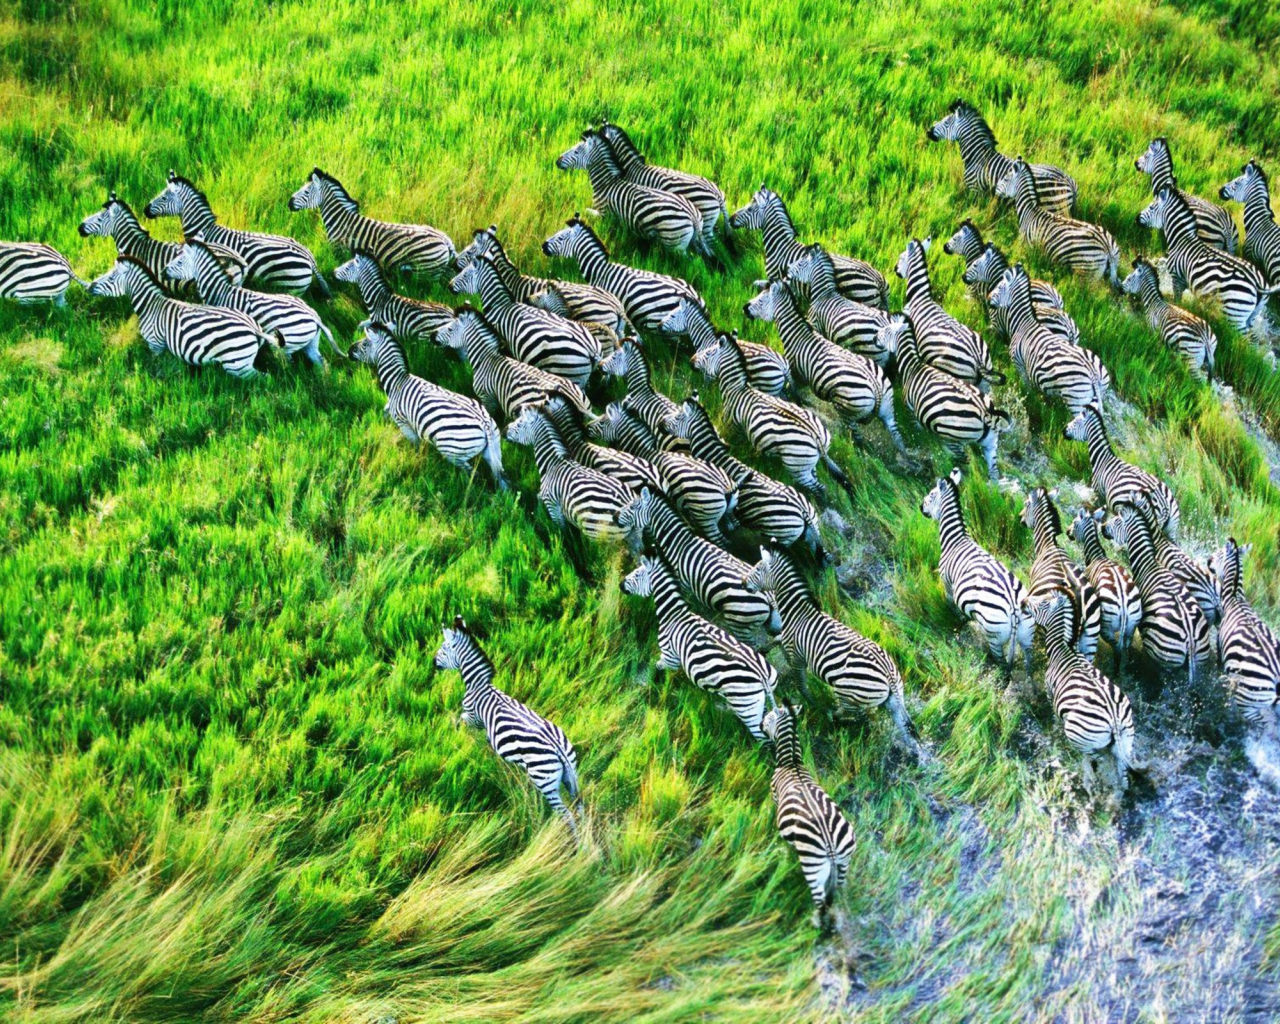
[3,1,1280,1020]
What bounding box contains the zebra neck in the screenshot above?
[489,250,538,298]
[955,236,984,264]
[358,267,392,308]
[650,568,694,622]
[179,198,217,235]
[319,192,359,241]
[529,425,567,474]
[1084,420,1119,476]
[772,728,803,769]
[775,300,815,360]
[585,150,622,196]
[1138,275,1166,312]
[770,559,817,621]
[935,499,970,551]
[763,203,800,272]
[685,308,716,349]
[1041,624,1073,659]
[130,280,168,319]
[197,263,236,304]
[809,264,839,298]
[625,357,656,399]
[687,418,729,463]
[957,126,998,172]
[113,211,153,251]
[1162,205,1200,245]
[1032,515,1059,556]
[1122,524,1159,583]
[645,503,690,552]
[1243,185,1276,233]
[572,237,609,283]
[1078,527,1106,565]
[1013,183,1040,223]
[477,268,516,311]
[1147,160,1174,193]
[459,657,497,694]
[904,262,932,306]
[373,347,411,396]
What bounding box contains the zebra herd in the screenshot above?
[4,108,1280,930]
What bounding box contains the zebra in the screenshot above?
[1208,538,1280,736]
[746,279,904,450]
[894,237,1001,390]
[333,252,455,345]
[1138,184,1279,342]
[1063,404,1180,539]
[784,245,894,366]
[556,130,706,255]
[996,158,1121,287]
[597,339,684,449]
[87,257,274,378]
[163,238,337,365]
[539,394,666,495]
[0,242,86,304]
[1020,487,1102,660]
[660,297,791,396]
[615,487,780,648]
[881,315,1010,480]
[1070,508,1143,669]
[760,704,856,930]
[434,617,580,836]
[622,555,777,740]
[436,306,591,422]
[927,100,1078,213]
[349,321,507,487]
[588,402,738,544]
[287,168,456,278]
[79,191,245,296]
[1134,139,1238,253]
[144,169,328,294]
[1027,589,1140,794]
[1139,502,1221,626]
[598,121,728,245]
[744,544,917,749]
[943,226,1079,346]
[920,469,1033,668]
[542,217,700,334]
[1220,161,1280,285]
[1121,259,1217,380]
[1102,500,1213,681]
[988,265,1110,413]
[728,186,888,308]
[692,333,852,497]
[451,252,601,387]
[664,397,824,559]
[506,405,638,547]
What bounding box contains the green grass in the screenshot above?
[3,1,1280,1020]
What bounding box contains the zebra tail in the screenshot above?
[71,271,93,289]
[310,272,332,299]
[318,320,345,358]
[821,453,857,499]
[561,751,580,800]
[887,689,919,742]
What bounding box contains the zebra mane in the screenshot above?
[1034,488,1063,537]
[600,121,644,161]
[311,168,359,209]
[953,100,997,145]
[168,173,212,207]
[114,254,163,286]
[1248,159,1269,190]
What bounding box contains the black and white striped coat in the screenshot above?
[744,546,915,746]
[616,488,779,648]
[164,239,336,365]
[542,218,700,334]
[288,168,456,278]
[894,237,1000,390]
[434,618,579,834]
[1070,509,1143,667]
[989,265,1110,414]
[1220,161,1280,284]
[728,186,888,308]
[557,131,706,255]
[334,252,455,344]
[883,316,1009,481]
[1102,501,1213,681]
[1121,260,1217,380]
[623,556,777,740]
[664,397,824,558]
[350,321,507,487]
[784,245,894,366]
[1028,589,1139,792]
[145,170,327,294]
[1135,139,1237,252]
[661,297,791,396]
[761,705,856,925]
[539,395,666,495]
[506,406,636,546]
[746,280,903,449]
[1063,404,1180,539]
[0,242,84,304]
[1139,184,1279,342]
[451,252,601,388]
[1209,539,1280,734]
[1143,508,1221,626]
[996,158,1120,286]
[1021,487,1101,661]
[87,257,272,378]
[927,101,1077,213]
[437,306,591,422]
[921,469,1033,667]
[597,339,683,449]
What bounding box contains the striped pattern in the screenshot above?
[1209,539,1280,733]
[87,257,271,378]
[1070,509,1143,668]
[0,242,83,304]
[350,321,507,486]
[1063,404,1180,539]
[623,556,777,740]
[996,158,1120,286]
[1134,139,1237,253]
[334,252,455,344]
[540,395,665,494]
[728,186,888,308]
[145,170,326,294]
[927,101,1077,213]
[884,316,1009,480]
[1122,260,1217,380]
[557,131,706,255]
[451,252,600,387]
[1143,507,1221,626]
[288,168,456,278]
[434,618,579,835]
[597,339,683,449]
[761,705,855,924]
[1021,487,1101,661]
[785,245,894,365]
[1220,161,1280,284]
[661,297,790,396]
[921,469,1033,667]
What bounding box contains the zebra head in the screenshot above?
[1220,161,1264,203]
[1063,406,1094,443]
[1136,187,1170,230]
[993,158,1030,201]
[542,218,590,259]
[1207,538,1249,602]
[760,704,800,747]
[1100,506,1133,550]
[333,252,372,284]
[585,402,625,444]
[926,100,975,142]
[449,255,482,294]
[659,297,697,335]
[744,279,781,321]
[598,121,644,166]
[505,404,553,448]
[86,257,138,298]
[144,170,190,219]
[663,397,698,439]
[598,339,635,378]
[162,244,199,282]
[1120,260,1157,298]
[1134,137,1169,177]
[1027,587,1073,635]
[728,186,774,231]
[893,237,931,281]
[434,615,475,671]
[742,546,781,594]
[78,192,128,238]
[943,220,985,262]
[620,558,654,598]
[455,225,500,270]
[690,337,726,381]
[556,131,597,171]
[349,320,398,364]
[288,169,332,211]
[615,486,656,535]
[920,468,963,521]
[875,314,910,360]
[986,264,1024,310]
[961,243,1003,291]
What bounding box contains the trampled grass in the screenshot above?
[2,1,1279,1020]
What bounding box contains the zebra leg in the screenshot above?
[979,433,1000,482]
[397,421,421,444]
[540,784,578,841]
[302,337,325,366]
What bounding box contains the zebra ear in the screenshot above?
[453,615,466,631]
[921,236,932,253]
[1048,487,1059,501]
[948,467,963,486]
